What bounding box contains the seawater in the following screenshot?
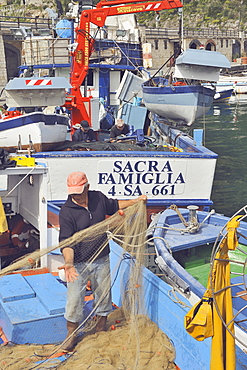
[194,94,247,217]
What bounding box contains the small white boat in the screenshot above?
[142,78,215,126]
[219,75,247,94]
[0,111,69,153]
[1,77,71,152]
[142,49,231,126]
[214,88,234,102]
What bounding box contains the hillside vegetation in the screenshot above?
[137,0,247,29]
[2,0,247,31]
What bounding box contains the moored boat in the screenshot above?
[214,88,234,102]
[147,205,247,369]
[1,76,71,152]
[219,75,247,94]
[0,111,69,153]
[142,77,215,126]
[0,166,245,369]
[32,116,218,222]
[142,49,231,126]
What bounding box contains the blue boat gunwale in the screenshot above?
[33,149,218,159]
[48,199,214,216]
[142,83,216,97]
[152,208,247,297]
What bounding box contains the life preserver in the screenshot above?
[8,214,36,249]
[173,81,187,86]
[2,110,22,119]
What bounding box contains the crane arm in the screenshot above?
[67,0,183,125]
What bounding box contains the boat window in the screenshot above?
[81,69,94,87]
[0,175,7,191]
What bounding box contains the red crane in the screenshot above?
[65,0,183,126]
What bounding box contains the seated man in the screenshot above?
[109,119,130,142]
[72,120,96,142]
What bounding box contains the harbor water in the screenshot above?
[194,94,247,217]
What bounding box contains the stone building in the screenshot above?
[139,26,246,70]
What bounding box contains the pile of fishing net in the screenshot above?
[0,202,177,370]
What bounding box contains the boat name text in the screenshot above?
[98,160,185,197]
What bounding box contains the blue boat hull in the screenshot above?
[214,88,233,102]
[151,208,247,369]
[110,240,211,370]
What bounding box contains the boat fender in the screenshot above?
[214,92,221,99]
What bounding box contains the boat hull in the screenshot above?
[0,112,68,152]
[142,82,215,126]
[214,88,234,102]
[151,207,247,369]
[110,239,211,370]
[219,76,247,94]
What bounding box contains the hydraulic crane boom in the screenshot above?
[66,0,183,126]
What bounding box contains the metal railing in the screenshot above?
[183,27,241,38]
[0,15,52,31]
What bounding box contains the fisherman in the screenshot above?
[109,118,130,142]
[72,120,96,142]
[58,171,147,352]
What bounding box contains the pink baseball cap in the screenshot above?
[67,172,88,194]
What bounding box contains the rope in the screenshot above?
[168,288,190,308]
[168,205,189,227]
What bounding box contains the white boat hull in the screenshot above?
[219,76,247,94]
[0,112,68,152]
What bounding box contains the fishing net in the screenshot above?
[0,201,176,370]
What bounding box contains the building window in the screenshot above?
[221,39,223,48]
[164,40,167,49]
[226,39,228,48]
[154,39,159,50]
